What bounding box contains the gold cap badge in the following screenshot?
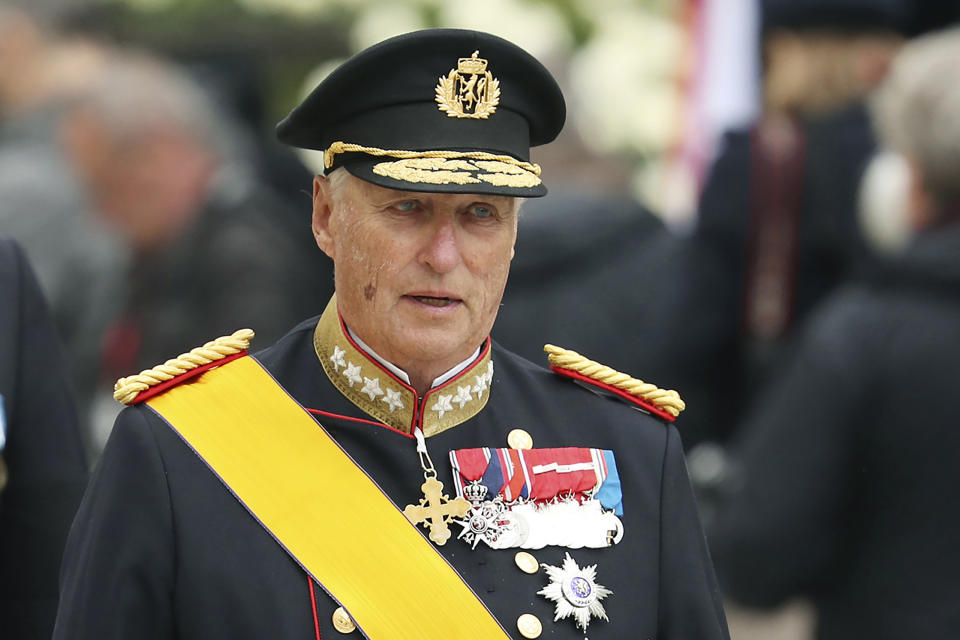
[435,51,500,119]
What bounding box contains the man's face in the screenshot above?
[312,172,518,379]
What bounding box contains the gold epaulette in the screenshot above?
[113,329,255,405]
[544,344,685,422]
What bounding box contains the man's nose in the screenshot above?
[418,217,461,273]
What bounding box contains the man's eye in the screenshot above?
[469,204,494,219]
[394,200,418,212]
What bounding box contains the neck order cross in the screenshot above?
[403,427,471,545]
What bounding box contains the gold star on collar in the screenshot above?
[313,296,493,437]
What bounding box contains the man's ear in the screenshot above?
[312,175,336,259]
[509,201,521,260]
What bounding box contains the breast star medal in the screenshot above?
[403,427,471,545]
[538,553,613,632]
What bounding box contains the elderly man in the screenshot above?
[54,30,728,640]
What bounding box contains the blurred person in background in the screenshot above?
[185,55,335,310]
[188,56,321,226]
[0,3,127,448]
[494,189,672,365]
[492,121,674,367]
[61,51,332,451]
[708,26,960,640]
[641,0,907,450]
[0,237,88,639]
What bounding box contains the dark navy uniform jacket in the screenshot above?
[55,301,728,640]
[0,237,88,639]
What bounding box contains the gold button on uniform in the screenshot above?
[517,613,543,638]
[332,607,356,633]
[514,551,540,574]
[507,428,533,450]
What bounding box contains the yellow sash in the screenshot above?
[147,355,509,639]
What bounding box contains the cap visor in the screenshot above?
[343,157,548,198]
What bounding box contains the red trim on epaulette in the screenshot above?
[549,365,676,422]
[128,351,249,404]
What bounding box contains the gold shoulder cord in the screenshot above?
[544,344,685,418]
[113,329,254,405]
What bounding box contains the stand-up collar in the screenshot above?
[313,296,493,437]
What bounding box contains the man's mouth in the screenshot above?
[410,295,459,307]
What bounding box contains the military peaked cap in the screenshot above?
[277,28,565,197]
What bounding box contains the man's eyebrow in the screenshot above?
[367,193,425,206]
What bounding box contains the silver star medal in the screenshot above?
[538,552,613,632]
[455,499,508,549]
[452,481,515,549]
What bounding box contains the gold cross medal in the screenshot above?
[403,428,470,545]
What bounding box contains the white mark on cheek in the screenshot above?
[340,215,391,308]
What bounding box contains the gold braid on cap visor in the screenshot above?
[323,141,542,188]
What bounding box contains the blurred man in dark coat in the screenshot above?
[642,0,906,448]
[62,52,329,371]
[709,27,960,640]
[0,7,127,445]
[494,191,672,367]
[0,237,88,639]
[59,51,332,452]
